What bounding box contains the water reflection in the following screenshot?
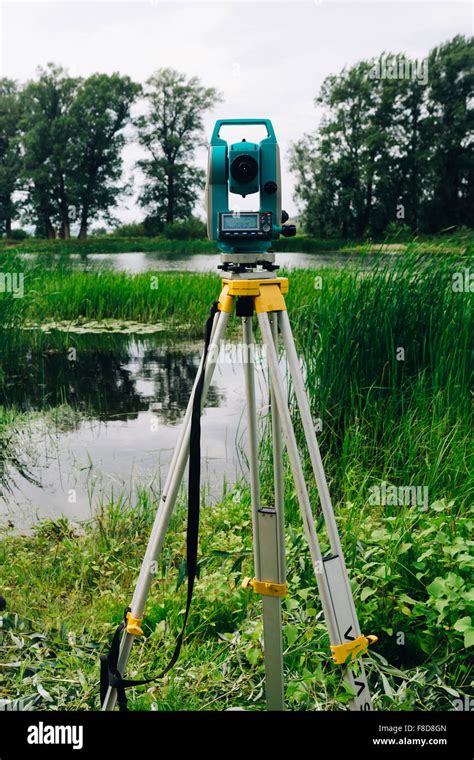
[0,332,222,424]
[0,331,266,527]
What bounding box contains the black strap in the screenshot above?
[100,301,219,710]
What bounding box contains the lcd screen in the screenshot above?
[222,214,259,230]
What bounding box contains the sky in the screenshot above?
[0,0,472,226]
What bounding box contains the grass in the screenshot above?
[287,255,473,513]
[0,487,471,711]
[0,236,318,256]
[0,247,473,710]
[0,407,44,498]
[0,253,218,334]
[0,237,219,255]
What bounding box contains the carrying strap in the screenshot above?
[100,301,219,710]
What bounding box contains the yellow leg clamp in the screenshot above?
[242,577,288,598]
[330,634,378,664]
[126,611,144,636]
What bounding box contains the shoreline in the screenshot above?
[0,234,472,257]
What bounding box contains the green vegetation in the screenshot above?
[137,69,221,227]
[17,66,140,239]
[0,65,219,239]
[0,236,217,255]
[0,407,42,497]
[112,217,207,240]
[0,259,219,332]
[0,250,472,710]
[1,485,472,710]
[292,36,473,237]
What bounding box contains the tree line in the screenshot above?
[0,35,472,240]
[291,35,473,238]
[0,66,220,238]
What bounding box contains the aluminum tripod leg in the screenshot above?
[102,308,230,711]
[242,317,262,579]
[242,316,284,711]
[278,310,372,709]
[258,311,372,711]
[269,313,286,585]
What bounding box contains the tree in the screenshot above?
[69,73,140,238]
[21,64,78,238]
[291,56,408,238]
[290,37,473,238]
[21,65,139,238]
[136,68,221,225]
[377,74,428,234]
[0,79,23,237]
[421,36,474,231]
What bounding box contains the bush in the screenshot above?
[9,228,30,240]
[384,221,413,240]
[163,218,207,240]
[112,222,146,237]
[143,216,164,237]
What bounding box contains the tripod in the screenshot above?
[101,270,376,711]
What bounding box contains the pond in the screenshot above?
[21,249,381,273]
[0,331,271,529]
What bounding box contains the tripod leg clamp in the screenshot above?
[330,634,378,664]
[242,577,288,598]
[125,611,144,636]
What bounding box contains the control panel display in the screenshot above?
[219,212,273,240]
[222,214,259,230]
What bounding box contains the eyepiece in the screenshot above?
[230,154,259,184]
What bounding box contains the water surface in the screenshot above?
[22,250,379,273]
[0,332,270,528]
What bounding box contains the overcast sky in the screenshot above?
[0,1,472,225]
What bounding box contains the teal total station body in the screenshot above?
[205,118,295,255]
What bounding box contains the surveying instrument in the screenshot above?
[100,119,376,712]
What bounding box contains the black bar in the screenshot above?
[0,710,471,758]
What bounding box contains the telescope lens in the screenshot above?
[230,154,259,184]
